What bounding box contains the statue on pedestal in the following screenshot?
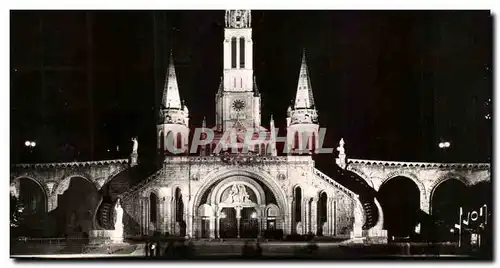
[112,199,124,243]
[131,137,138,154]
[336,138,347,169]
[130,137,138,167]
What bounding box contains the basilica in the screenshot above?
[10,10,490,244]
[118,10,365,240]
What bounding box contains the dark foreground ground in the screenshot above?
[11,239,492,261]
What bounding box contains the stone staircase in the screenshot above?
[313,166,379,231]
[333,165,379,230]
[95,164,160,230]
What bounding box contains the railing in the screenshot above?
[121,169,163,200]
[313,168,357,199]
[348,158,490,169]
[163,155,313,165]
[12,159,129,169]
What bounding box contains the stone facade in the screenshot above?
[120,156,360,238]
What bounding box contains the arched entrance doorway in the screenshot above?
[317,192,328,236]
[431,179,468,242]
[196,175,282,239]
[378,176,420,239]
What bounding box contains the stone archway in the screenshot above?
[210,177,265,238]
[378,176,421,238]
[10,176,48,214]
[195,172,283,239]
[53,176,101,237]
[430,177,468,242]
[192,168,288,216]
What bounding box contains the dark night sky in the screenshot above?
[10,10,492,164]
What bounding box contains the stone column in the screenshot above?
[260,205,266,234]
[157,198,163,233]
[350,197,363,239]
[328,197,335,236]
[302,198,308,234]
[325,197,331,236]
[209,216,215,239]
[145,197,150,235]
[182,196,190,238]
[236,207,241,238]
[310,197,318,235]
[141,198,146,235]
[141,198,145,235]
[187,199,193,238]
[47,194,58,212]
[165,197,172,234]
[216,215,221,238]
[287,196,294,235]
[139,199,143,235]
[421,194,430,215]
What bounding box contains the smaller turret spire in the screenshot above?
[162,50,182,109]
[202,116,206,128]
[269,114,277,156]
[253,76,259,95]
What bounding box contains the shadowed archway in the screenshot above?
[378,176,420,238]
[431,179,468,241]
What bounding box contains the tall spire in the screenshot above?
[162,50,182,109]
[293,49,315,109]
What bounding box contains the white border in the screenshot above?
[2,1,499,268]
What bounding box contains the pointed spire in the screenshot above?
[202,116,206,128]
[217,76,223,95]
[253,76,259,94]
[293,49,315,109]
[162,50,182,109]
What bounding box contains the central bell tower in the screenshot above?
[215,10,261,132]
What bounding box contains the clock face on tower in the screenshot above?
[232,99,246,112]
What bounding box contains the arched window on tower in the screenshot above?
[294,132,300,152]
[260,144,266,155]
[166,131,173,154]
[311,132,316,153]
[159,131,164,152]
[305,133,310,150]
[239,37,245,68]
[231,37,237,68]
[176,133,182,151]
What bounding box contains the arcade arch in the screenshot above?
[378,176,420,238]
